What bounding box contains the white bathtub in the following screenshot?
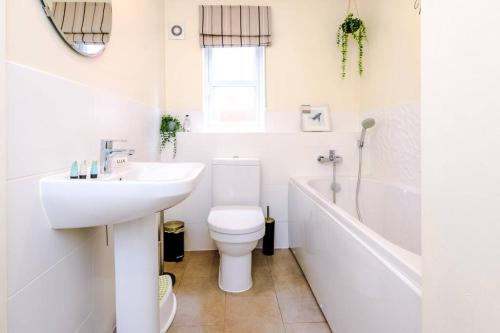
[288,177,421,333]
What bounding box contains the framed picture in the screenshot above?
[300,105,332,132]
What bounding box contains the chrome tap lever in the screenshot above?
[100,139,135,174]
[317,155,328,163]
[317,150,342,164]
[317,149,343,204]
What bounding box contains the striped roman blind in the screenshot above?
[199,5,272,48]
[51,2,112,44]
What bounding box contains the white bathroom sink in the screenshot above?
[40,162,205,229]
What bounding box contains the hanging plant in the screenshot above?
[336,13,367,78]
[160,114,183,159]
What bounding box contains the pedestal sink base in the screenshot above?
[114,215,160,333]
[40,162,205,332]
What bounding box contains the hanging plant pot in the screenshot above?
[341,15,362,34]
[336,13,367,79]
[160,115,183,159]
[168,121,177,131]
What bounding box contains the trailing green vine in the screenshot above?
[336,13,367,78]
[160,114,183,159]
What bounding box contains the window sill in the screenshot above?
[176,130,352,135]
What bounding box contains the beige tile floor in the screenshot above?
[164,249,332,333]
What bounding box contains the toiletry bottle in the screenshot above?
[79,160,87,179]
[90,160,98,179]
[70,161,79,179]
[183,115,191,132]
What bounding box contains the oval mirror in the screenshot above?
[40,0,112,57]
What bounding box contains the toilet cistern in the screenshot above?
[100,139,136,174]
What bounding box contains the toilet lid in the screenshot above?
[208,206,265,235]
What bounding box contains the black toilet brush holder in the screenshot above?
[263,206,275,256]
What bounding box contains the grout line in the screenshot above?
[213,249,226,332]
[8,232,94,299]
[172,258,188,290]
[7,167,68,182]
[266,250,287,331]
[288,249,333,332]
[222,282,227,332]
[74,309,94,333]
[7,61,158,111]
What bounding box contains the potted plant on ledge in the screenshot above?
[337,12,367,78]
[160,114,183,159]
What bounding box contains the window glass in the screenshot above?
[210,48,256,82]
[204,47,265,131]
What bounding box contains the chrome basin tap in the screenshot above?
[100,139,135,174]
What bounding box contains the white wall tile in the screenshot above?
[162,132,359,250]
[274,222,289,249]
[6,63,159,180]
[182,223,216,251]
[362,103,420,189]
[7,63,158,332]
[7,63,94,179]
[8,243,93,333]
[261,185,289,222]
[7,175,92,296]
[76,228,116,333]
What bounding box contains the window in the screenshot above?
[204,47,265,132]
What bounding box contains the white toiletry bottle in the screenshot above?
[183,115,191,132]
[79,160,87,179]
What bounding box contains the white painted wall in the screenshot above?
[357,0,421,189]
[162,132,359,250]
[422,1,500,332]
[0,0,7,331]
[165,0,360,132]
[7,0,165,108]
[5,1,164,332]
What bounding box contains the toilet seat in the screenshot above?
[209,228,265,244]
[208,206,264,235]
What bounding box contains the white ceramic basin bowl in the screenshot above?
[40,162,205,229]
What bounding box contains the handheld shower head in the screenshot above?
[361,118,376,129]
[358,118,376,148]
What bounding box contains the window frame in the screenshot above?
[203,47,266,132]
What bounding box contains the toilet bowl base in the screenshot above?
[218,252,253,293]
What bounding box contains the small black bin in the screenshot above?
[164,220,185,262]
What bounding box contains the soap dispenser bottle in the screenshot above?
[70,161,79,179]
[90,160,98,179]
[182,115,191,132]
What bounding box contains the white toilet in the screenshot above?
[208,157,265,293]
